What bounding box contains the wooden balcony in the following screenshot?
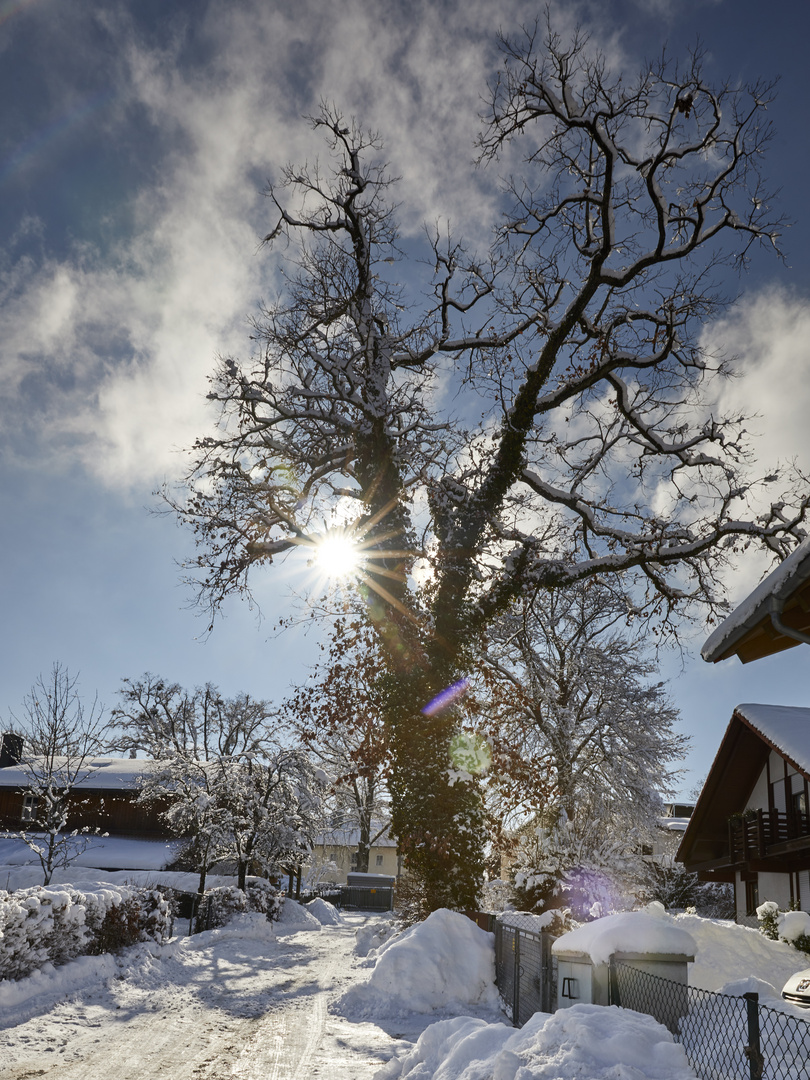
[728,808,810,864]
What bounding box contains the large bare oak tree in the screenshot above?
[167,23,809,911]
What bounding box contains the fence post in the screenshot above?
[540,932,552,1014]
[513,929,521,1026]
[742,992,764,1080]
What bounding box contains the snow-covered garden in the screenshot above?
[2,866,810,1079]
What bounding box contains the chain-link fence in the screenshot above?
[612,961,810,1080]
[494,918,556,1024]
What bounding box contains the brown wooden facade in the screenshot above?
[0,782,171,838]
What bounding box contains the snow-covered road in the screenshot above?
[0,912,410,1079]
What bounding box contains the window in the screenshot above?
[350,853,358,870]
[375,854,384,866]
[21,795,37,822]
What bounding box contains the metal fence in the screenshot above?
[334,885,394,911]
[494,918,556,1024]
[612,961,810,1080]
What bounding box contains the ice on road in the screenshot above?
[0,911,414,1079]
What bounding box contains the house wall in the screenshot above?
[0,787,170,837]
[745,767,769,812]
[759,870,793,909]
[310,842,399,884]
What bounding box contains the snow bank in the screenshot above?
[552,905,696,965]
[305,897,342,925]
[354,917,395,958]
[275,899,322,932]
[377,1004,696,1079]
[672,912,808,993]
[339,908,499,1018]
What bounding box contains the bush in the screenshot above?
[0,884,173,981]
[195,880,281,932]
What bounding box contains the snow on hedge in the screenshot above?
[0,884,172,981]
[377,1004,696,1080]
[338,908,499,1017]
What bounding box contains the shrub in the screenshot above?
[0,884,173,981]
[195,880,281,932]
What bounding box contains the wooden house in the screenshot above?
[677,704,810,918]
[0,750,180,873]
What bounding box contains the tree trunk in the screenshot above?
[386,661,485,916]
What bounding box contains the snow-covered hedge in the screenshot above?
[0,885,172,981]
[196,881,282,932]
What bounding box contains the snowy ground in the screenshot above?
[0,904,423,1079]
[2,883,810,1080]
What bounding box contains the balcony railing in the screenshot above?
[728,807,810,863]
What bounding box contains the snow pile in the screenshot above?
[672,911,808,994]
[275,899,323,932]
[305,897,342,925]
[376,1004,696,1079]
[338,908,499,1018]
[354,916,396,958]
[552,904,696,965]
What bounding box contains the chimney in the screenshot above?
[0,732,23,768]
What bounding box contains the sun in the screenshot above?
[314,532,362,578]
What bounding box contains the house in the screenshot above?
[678,537,810,920]
[309,821,399,884]
[677,704,810,919]
[702,535,810,664]
[0,741,180,873]
[645,803,694,863]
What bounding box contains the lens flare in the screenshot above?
[421,678,469,716]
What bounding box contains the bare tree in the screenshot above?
[480,582,687,913]
[6,664,106,884]
[482,582,687,828]
[111,675,270,761]
[167,22,809,911]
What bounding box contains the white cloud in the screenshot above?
[704,287,810,473]
[0,0,739,491]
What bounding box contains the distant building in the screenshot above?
[309,821,398,884]
[0,750,180,873]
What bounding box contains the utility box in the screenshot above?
[555,948,693,1032]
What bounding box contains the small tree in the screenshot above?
[281,617,391,874]
[219,748,325,890]
[6,664,107,884]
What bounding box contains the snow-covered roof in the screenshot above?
[702,535,810,663]
[0,757,156,790]
[734,703,810,775]
[314,822,396,848]
[0,833,182,871]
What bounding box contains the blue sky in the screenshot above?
[1,0,810,796]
